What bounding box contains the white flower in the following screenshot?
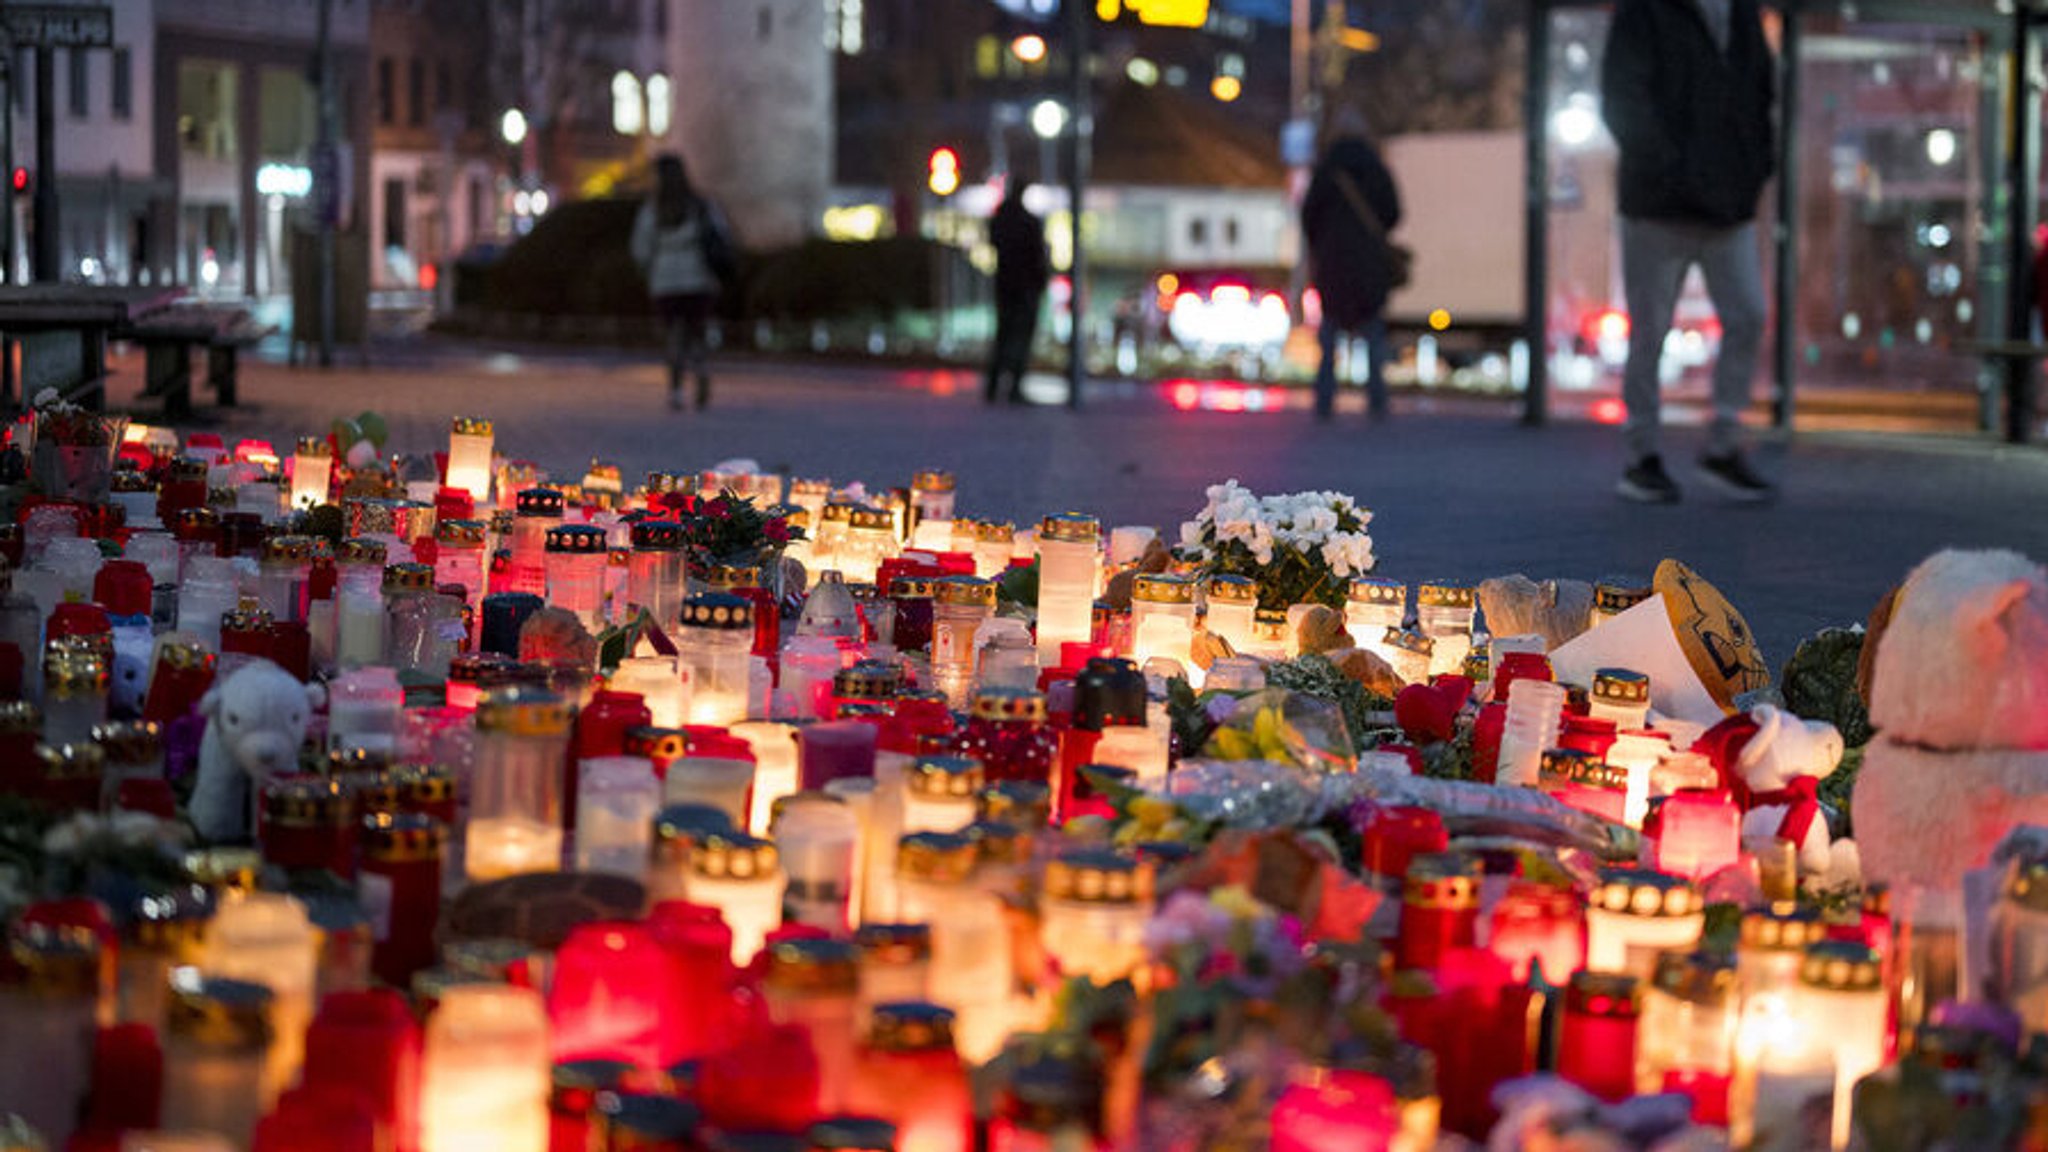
[32,387,60,408]
[43,813,104,855]
[1179,521,1205,550]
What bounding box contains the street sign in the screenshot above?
[0,5,113,48]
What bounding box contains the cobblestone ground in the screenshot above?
[110,343,2048,664]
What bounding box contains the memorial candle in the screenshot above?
[161,973,276,1150]
[1270,1068,1400,1152]
[1485,880,1585,986]
[1556,971,1640,1104]
[445,417,495,504]
[1202,574,1259,656]
[420,984,550,1152]
[1585,867,1704,983]
[466,687,572,882]
[1035,514,1100,666]
[682,833,786,965]
[1636,950,1736,1123]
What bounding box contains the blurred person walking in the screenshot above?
[1602,0,1776,503]
[987,188,1051,405]
[633,153,736,411]
[1300,107,1404,422]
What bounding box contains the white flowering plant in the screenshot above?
[1177,480,1375,612]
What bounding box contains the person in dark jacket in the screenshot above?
[1300,111,1403,421]
[987,189,1051,405]
[1602,0,1777,503]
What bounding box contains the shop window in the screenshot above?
[111,48,130,120]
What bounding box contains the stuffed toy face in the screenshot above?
[200,661,320,779]
[110,631,152,716]
[1735,704,1844,794]
[1870,549,2048,751]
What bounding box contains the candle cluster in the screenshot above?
[0,412,2043,1152]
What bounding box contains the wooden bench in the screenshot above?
[127,305,271,419]
[0,286,180,414]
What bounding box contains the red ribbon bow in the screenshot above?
[1747,776,1822,845]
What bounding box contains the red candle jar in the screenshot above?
[392,763,458,827]
[1556,970,1640,1103]
[83,1023,162,1132]
[888,575,936,655]
[845,1001,972,1152]
[953,688,1056,786]
[141,640,215,725]
[220,607,278,665]
[1486,881,1587,985]
[1470,702,1507,784]
[887,690,955,756]
[1651,789,1742,880]
[48,602,114,666]
[434,486,476,524]
[156,458,209,521]
[1270,1068,1399,1152]
[1055,658,1146,823]
[267,619,313,681]
[93,560,155,621]
[698,1022,822,1133]
[1557,714,1619,761]
[549,920,679,1068]
[578,690,652,760]
[37,740,105,812]
[253,1085,378,1152]
[1540,750,1628,825]
[1361,805,1449,887]
[1493,651,1553,701]
[359,813,446,989]
[302,988,422,1152]
[260,775,360,877]
[1396,852,1481,972]
[645,901,739,1062]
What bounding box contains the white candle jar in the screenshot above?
[1588,668,1653,731]
[932,576,997,711]
[1130,574,1197,658]
[678,594,755,726]
[507,488,563,596]
[646,801,736,905]
[777,799,863,933]
[161,973,277,1150]
[332,539,389,669]
[682,833,786,965]
[1636,949,1737,1098]
[1414,581,1474,678]
[1035,513,1101,666]
[733,721,801,836]
[894,832,1013,1063]
[626,520,690,633]
[1585,867,1705,983]
[445,416,495,504]
[575,755,663,878]
[971,519,1016,580]
[434,518,489,614]
[257,535,314,624]
[1382,627,1435,687]
[821,776,878,927]
[1346,576,1407,657]
[289,436,333,509]
[384,563,463,682]
[811,500,854,576]
[911,469,957,528]
[854,923,932,1027]
[0,922,100,1151]
[544,525,609,630]
[200,893,318,1103]
[466,687,573,882]
[1796,941,1887,1148]
[839,505,901,586]
[902,754,984,835]
[327,664,405,757]
[789,478,831,528]
[1091,712,1172,787]
[611,655,687,729]
[1736,903,1827,1004]
[1592,578,1652,628]
[421,983,551,1152]
[1039,849,1156,985]
[1731,988,1835,1152]
[1201,575,1259,657]
[1992,857,2048,1034]
[1495,677,1566,789]
[663,754,756,829]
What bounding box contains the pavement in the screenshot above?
[101,337,2048,667]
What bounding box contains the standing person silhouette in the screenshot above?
[986,188,1051,405]
[1602,0,1777,503]
[1300,105,1403,421]
[632,153,735,411]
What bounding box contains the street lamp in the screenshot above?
[1012,34,1047,64]
[1030,99,1067,188]
[500,109,528,146]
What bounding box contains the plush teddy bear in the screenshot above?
[110,627,153,717]
[1729,704,1847,878]
[190,659,323,843]
[1855,549,2048,891]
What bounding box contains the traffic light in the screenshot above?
[927,147,961,196]
[10,168,27,197]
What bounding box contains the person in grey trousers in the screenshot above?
[1601,0,1777,503]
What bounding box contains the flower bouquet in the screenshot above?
[1177,481,1375,612]
[657,488,806,592]
[26,388,126,502]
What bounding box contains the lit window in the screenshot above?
[646,74,671,136]
[612,71,643,135]
[974,36,1001,78]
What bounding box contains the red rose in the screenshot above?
[763,519,790,544]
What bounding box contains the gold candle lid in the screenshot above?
[908,755,985,799]
[821,500,856,524]
[360,812,448,863]
[1651,949,1735,1005]
[382,562,436,593]
[7,919,103,997]
[1384,627,1434,657]
[0,700,42,735]
[1038,513,1099,543]
[689,833,779,880]
[1594,578,1653,615]
[896,831,977,883]
[1401,851,1483,910]
[975,519,1015,543]
[1739,902,1826,952]
[847,505,893,532]
[965,819,1027,865]
[763,937,859,994]
[932,575,996,607]
[1591,668,1651,706]
[451,415,495,436]
[1132,574,1196,604]
[970,687,1046,724]
[1592,867,1701,919]
[295,436,332,457]
[978,780,1051,828]
[38,741,107,778]
[867,1000,956,1051]
[338,537,389,567]
[703,563,762,591]
[1348,576,1405,607]
[889,575,935,599]
[1800,940,1883,992]
[911,470,956,493]
[1042,849,1154,904]
[262,776,356,827]
[1565,970,1641,1018]
[263,534,316,563]
[1417,581,1474,609]
[474,686,572,736]
[853,922,932,966]
[166,973,276,1048]
[437,518,488,547]
[680,593,754,631]
[394,762,457,805]
[184,847,263,894]
[43,644,109,697]
[834,659,903,700]
[1203,575,1257,605]
[93,720,163,766]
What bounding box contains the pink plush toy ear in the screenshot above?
[1962,579,2031,669]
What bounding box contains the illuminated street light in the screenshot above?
[1030,99,1067,140]
[500,108,528,146]
[1551,95,1600,148]
[928,147,961,196]
[1926,128,1958,167]
[1012,34,1047,63]
[1210,75,1242,102]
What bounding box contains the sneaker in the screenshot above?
[1617,454,1681,504]
[1696,451,1775,503]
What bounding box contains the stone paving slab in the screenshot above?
[108,349,2048,667]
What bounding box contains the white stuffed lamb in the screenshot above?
[190,659,323,842]
[1733,703,1847,878]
